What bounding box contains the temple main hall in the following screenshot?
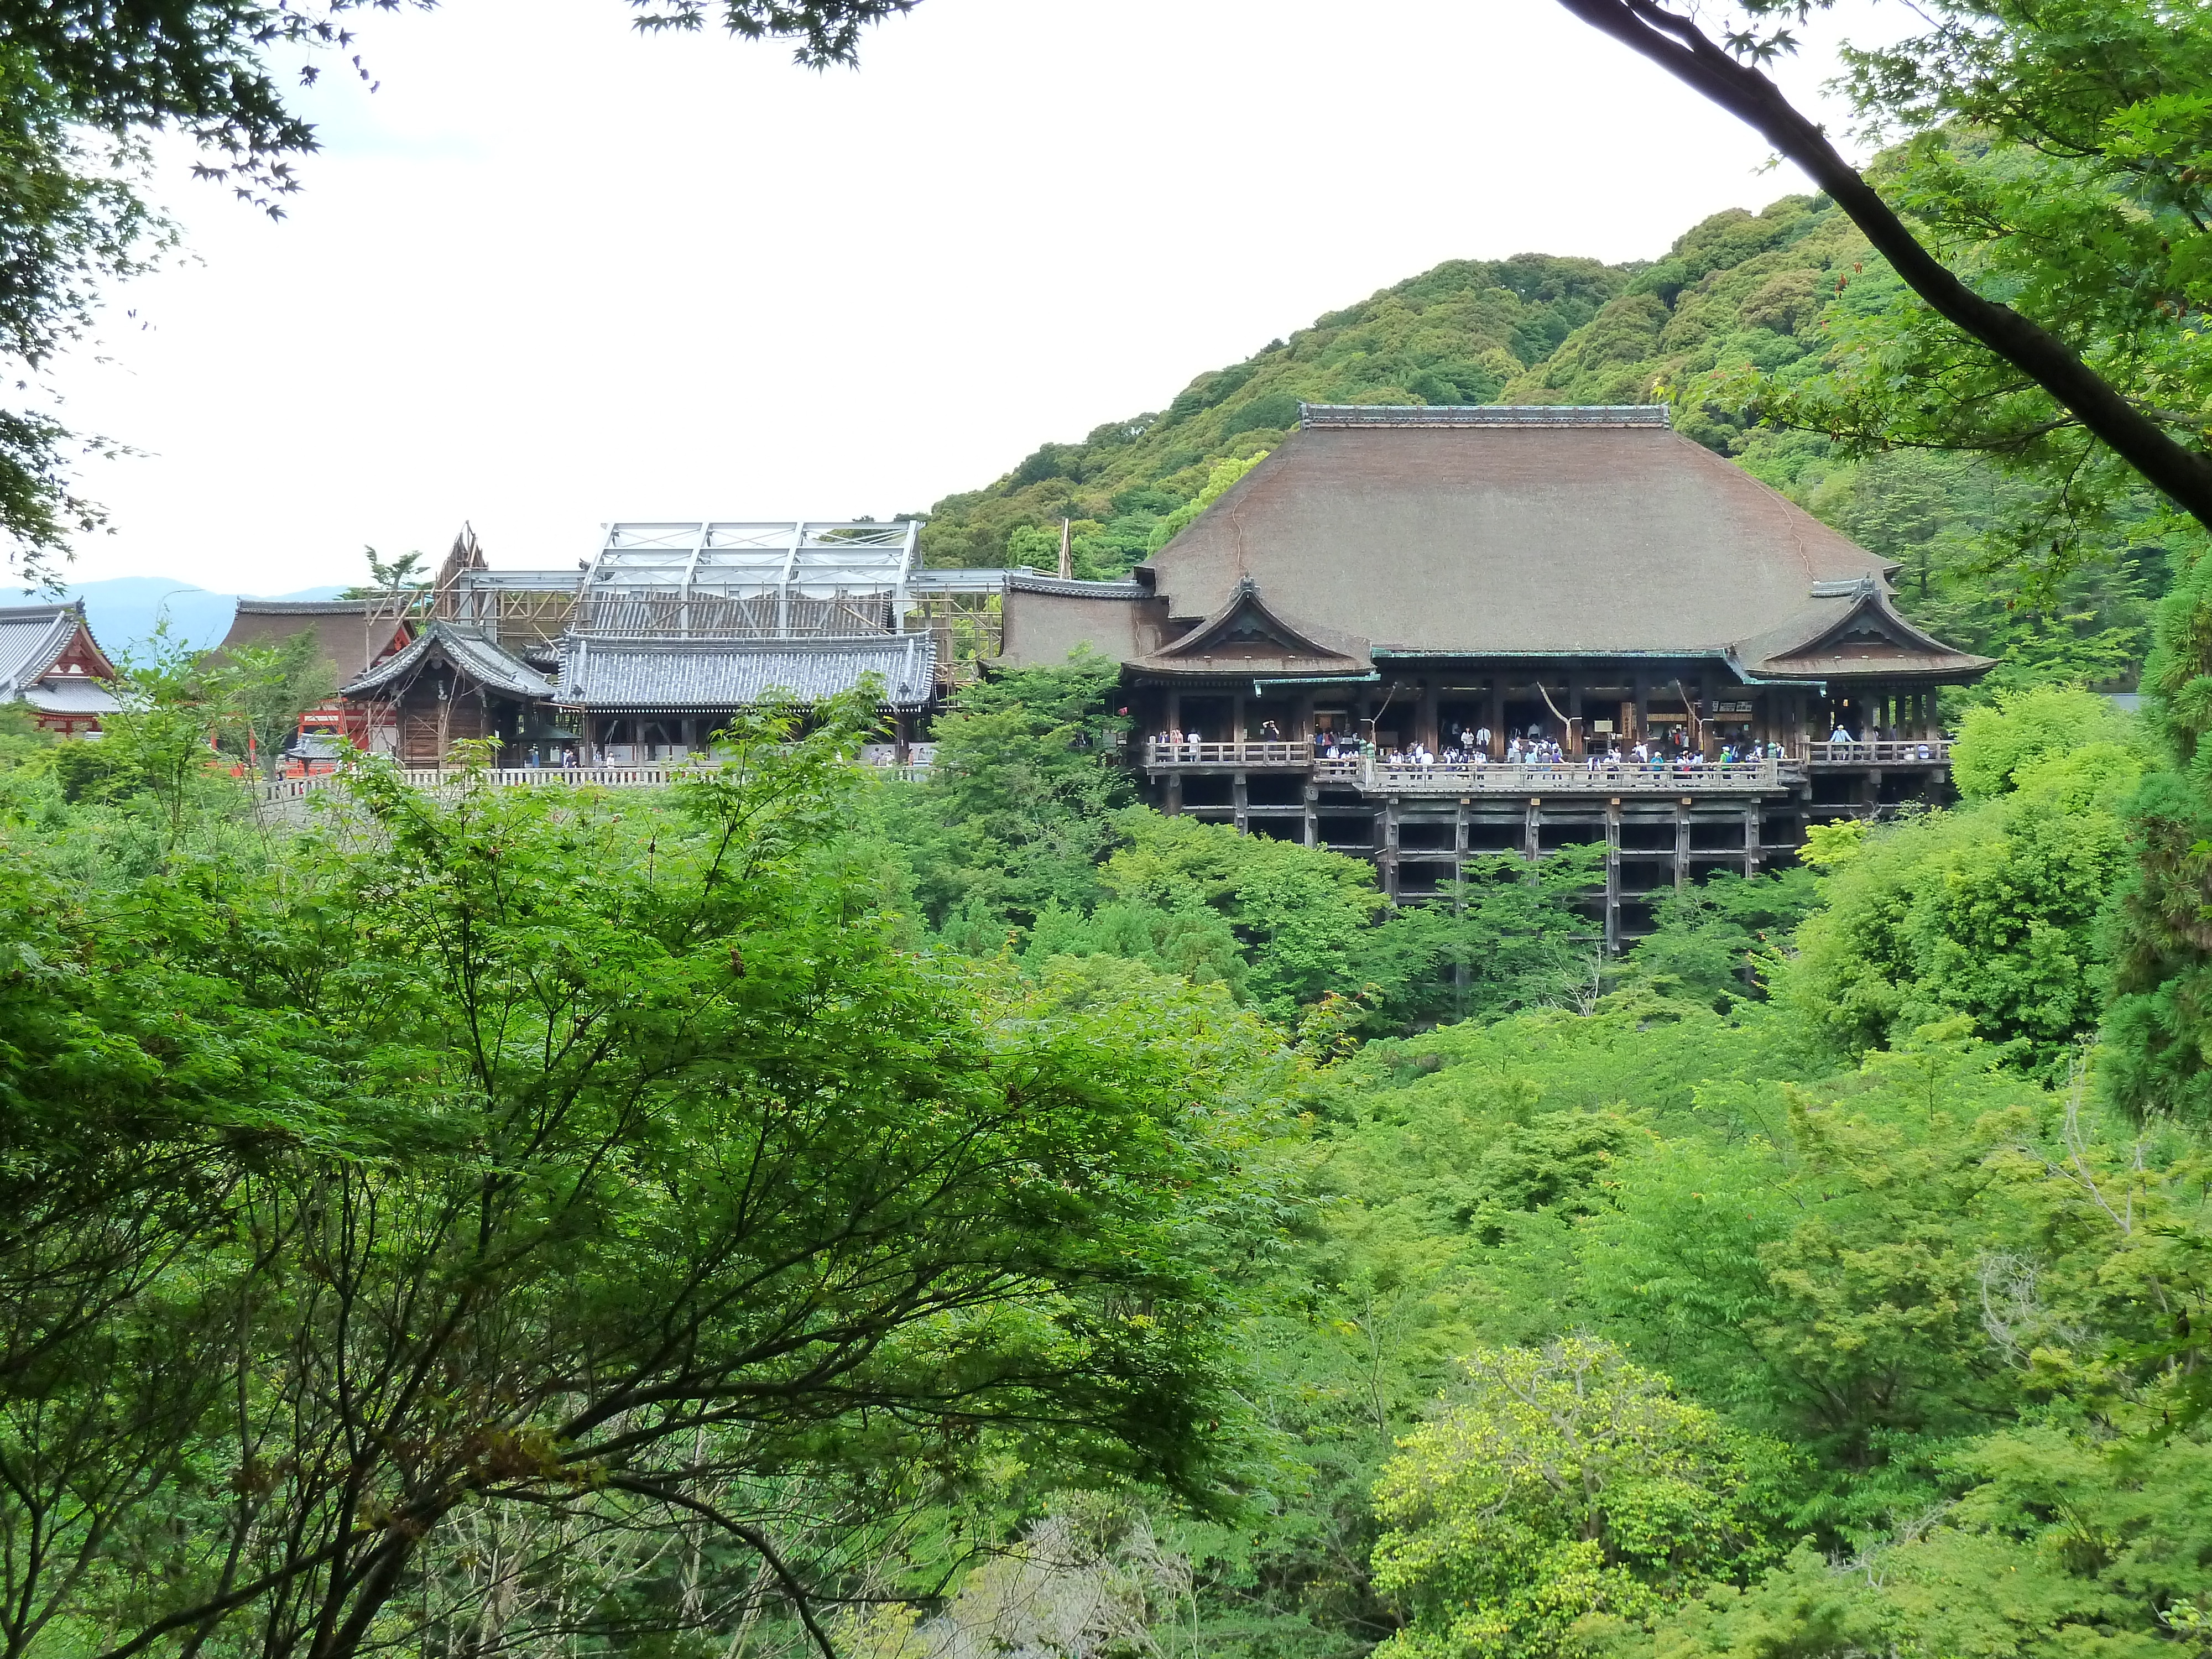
[997,403,1992,944]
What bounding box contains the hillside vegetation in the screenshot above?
[922,192,2162,693]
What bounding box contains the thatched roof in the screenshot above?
[218,600,411,684]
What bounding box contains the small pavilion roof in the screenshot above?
[341,622,555,701]
[1130,576,1371,677]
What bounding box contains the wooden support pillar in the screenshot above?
[1165,771,1183,815]
[1525,796,1542,864]
[1744,804,1760,878]
[1297,689,1317,741]
[1604,798,1622,954]
[1303,782,1318,849]
[1674,799,1692,893]
[1698,667,1718,759]
[1381,799,1400,899]
[1633,670,1651,746]
[1568,667,1584,757]
[1233,770,1250,836]
[1418,676,1440,753]
[1486,675,1504,757]
[1453,798,1472,1017]
[1232,691,1249,744]
[1165,687,1182,736]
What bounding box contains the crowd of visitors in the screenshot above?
[1147,723,1784,768]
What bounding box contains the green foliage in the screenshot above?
[1952,684,2141,799]
[1372,1339,1781,1659]
[1783,733,2140,1074]
[878,653,1134,936]
[1098,814,1387,1020]
[1618,869,1822,1011]
[917,255,1625,571]
[0,690,1285,1659]
[208,628,338,777]
[1711,0,2212,591]
[1146,450,1269,554]
[2104,548,2212,1121]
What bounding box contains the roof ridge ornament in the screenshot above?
[1808,575,1880,598]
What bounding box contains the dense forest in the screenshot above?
[13,2,2212,1656]
[5,604,2211,1659]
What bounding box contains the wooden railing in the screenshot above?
[1806,739,1950,765]
[1151,738,1955,779]
[1318,757,1796,794]
[1142,740,1312,767]
[252,758,947,807]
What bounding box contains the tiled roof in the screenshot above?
[0,606,78,692]
[340,622,554,700]
[22,679,122,714]
[234,599,378,615]
[1299,403,1673,429]
[1005,573,1147,599]
[559,633,936,711]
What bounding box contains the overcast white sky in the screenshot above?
[41,0,1896,594]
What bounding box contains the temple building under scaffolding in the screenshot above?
[329,522,971,766]
[995,404,1993,945]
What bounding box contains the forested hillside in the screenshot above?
[17,3,2212,1651]
[924,191,2163,696]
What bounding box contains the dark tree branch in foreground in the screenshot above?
[1551,0,2212,535]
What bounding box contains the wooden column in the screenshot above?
[1604,799,1622,954]
[1165,771,1183,815]
[1297,689,1317,741]
[1418,676,1440,753]
[1486,674,1504,757]
[1454,797,1470,883]
[1525,796,1542,864]
[1634,670,1651,745]
[1743,804,1760,877]
[1165,687,1182,736]
[1381,799,1400,899]
[1674,799,1692,893]
[1567,667,1584,757]
[1303,781,1319,849]
[1698,667,1718,759]
[1232,690,1249,744]
[1233,770,1249,835]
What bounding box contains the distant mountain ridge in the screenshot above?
[12,577,350,657]
[918,192,1874,577]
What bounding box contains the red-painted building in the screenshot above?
[0,603,122,736]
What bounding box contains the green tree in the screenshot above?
[2104,548,2212,1121]
[880,653,1133,938]
[1782,698,2141,1074]
[0,696,1286,1659]
[1559,0,2212,549]
[1370,1339,1781,1659]
[207,629,338,778]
